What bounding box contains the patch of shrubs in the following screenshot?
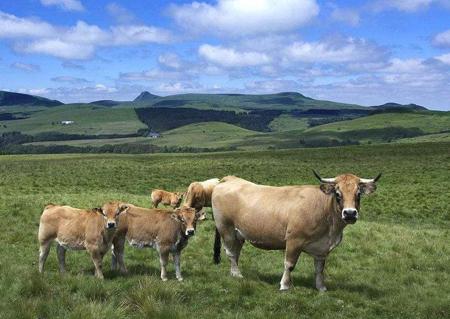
[135,107,282,132]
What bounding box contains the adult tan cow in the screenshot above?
[212,171,381,291]
[107,202,201,281]
[151,189,183,208]
[183,178,220,220]
[38,203,129,279]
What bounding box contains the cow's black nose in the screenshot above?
[107,222,116,229]
[187,229,195,236]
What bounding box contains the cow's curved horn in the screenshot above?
[312,169,336,183]
[360,173,382,183]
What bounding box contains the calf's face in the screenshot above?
[172,207,199,236]
[99,202,129,230]
[170,193,183,207]
[314,171,381,224]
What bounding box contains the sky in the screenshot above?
[0,0,449,110]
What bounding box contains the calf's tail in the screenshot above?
[213,228,221,264]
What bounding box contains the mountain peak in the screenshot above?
[134,91,159,102]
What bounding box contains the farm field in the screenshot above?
[0,104,146,135]
[0,142,449,318]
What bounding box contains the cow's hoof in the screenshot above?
[177,277,184,282]
[280,282,293,291]
[317,286,327,292]
[231,272,243,278]
[161,277,168,282]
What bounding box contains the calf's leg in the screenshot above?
[56,243,66,273]
[112,237,127,273]
[159,247,170,281]
[39,240,52,273]
[90,250,104,279]
[173,251,183,281]
[314,257,327,292]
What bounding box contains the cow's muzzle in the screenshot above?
[342,209,358,224]
[185,228,195,236]
[107,221,116,229]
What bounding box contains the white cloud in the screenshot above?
[0,11,173,59]
[433,29,450,47]
[285,37,386,63]
[111,25,173,45]
[18,39,95,59]
[169,0,319,36]
[10,62,40,72]
[331,7,360,26]
[40,0,84,12]
[199,44,271,67]
[435,53,450,64]
[158,53,183,69]
[0,11,55,38]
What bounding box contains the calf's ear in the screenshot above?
[319,183,335,194]
[118,204,129,214]
[360,182,377,195]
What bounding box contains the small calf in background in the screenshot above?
[38,203,128,279]
[107,202,200,281]
[151,189,183,208]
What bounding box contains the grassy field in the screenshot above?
[0,104,146,135]
[306,112,450,135]
[0,142,449,318]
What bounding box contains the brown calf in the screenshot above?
[108,202,201,281]
[151,189,183,208]
[38,203,128,279]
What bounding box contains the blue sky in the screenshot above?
[0,0,449,110]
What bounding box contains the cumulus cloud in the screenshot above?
[284,37,387,63]
[433,29,450,47]
[0,11,173,60]
[40,0,84,12]
[61,61,85,69]
[10,62,40,72]
[169,0,319,37]
[435,53,450,64]
[0,11,55,38]
[199,44,271,67]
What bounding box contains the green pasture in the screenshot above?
[0,142,449,318]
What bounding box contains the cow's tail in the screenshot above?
[213,227,221,264]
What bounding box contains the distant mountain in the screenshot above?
[133,91,160,102]
[0,90,63,107]
[135,91,366,111]
[372,102,427,111]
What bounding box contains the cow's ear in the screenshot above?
[320,183,335,194]
[360,182,376,195]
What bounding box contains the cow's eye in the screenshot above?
[335,192,342,201]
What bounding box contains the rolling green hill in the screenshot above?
[0,90,63,107]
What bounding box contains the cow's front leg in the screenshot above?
[173,251,183,281]
[314,257,327,292]
[159,247,170,281]
[280,240,302,291]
